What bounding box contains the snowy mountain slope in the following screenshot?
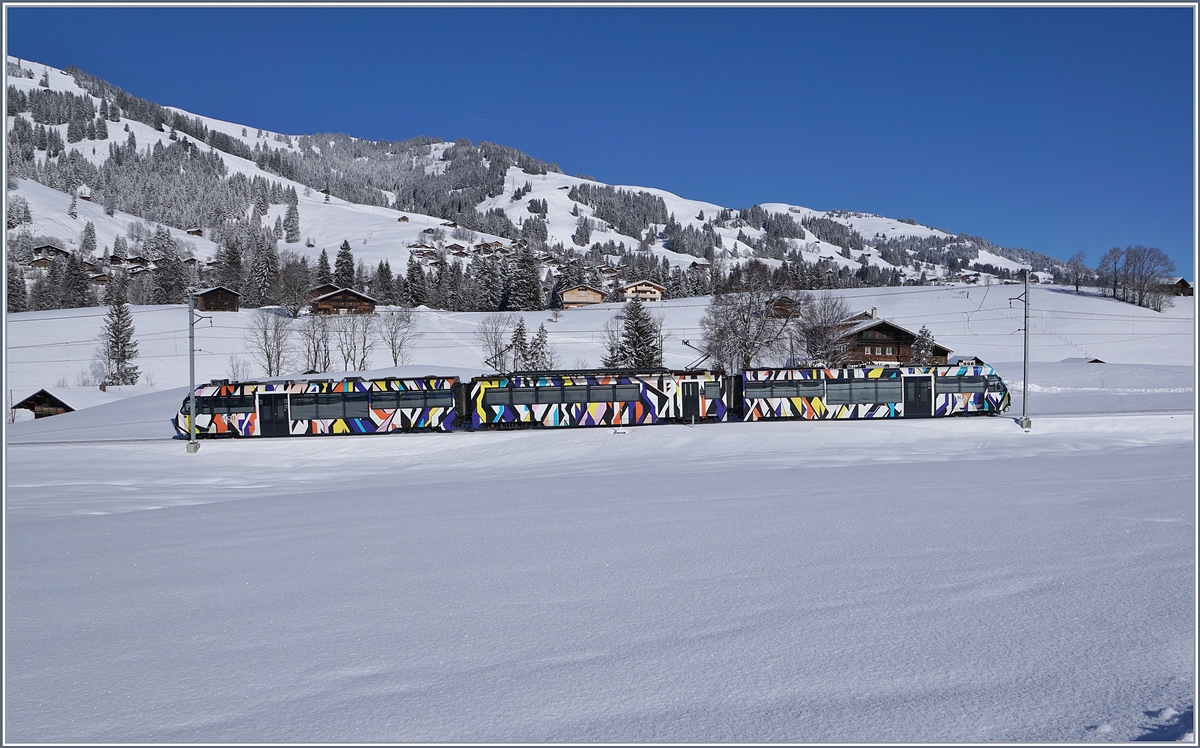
[7,56,1061,283]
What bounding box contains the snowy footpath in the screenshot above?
[5,402,1194,741]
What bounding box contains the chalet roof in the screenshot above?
[13,388,76,413]
[841,317,953,355]
[193,286,241,297]
[619,279,666,292]
[562,284,608,295]
[312,288,378,304]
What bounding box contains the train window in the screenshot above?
[316,393,344,419]
[743,382,772,398]
[874,380,903,402]
[563,386,589,403]
[589,385,616,402]
[194,396,217,414]
[771,383,800,398]
[225,395,255,413]
[426,391,454,408]
[483,388,511,407]
[615,384,640,402]
[704,382,722,399]
[824,381,851,404]
[399,391,427,407]
[371,391,400,409]
[512,388,538,405]
[290,394,318,420]
[537,387,564,404]
[797,379,824,391]
[344,393,370,419]
[987,375,1005,392]
[937,376,986,394]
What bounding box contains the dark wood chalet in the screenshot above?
[193,286,241,312]
[310,288,377,315]
[841,310,952,366]
[13,389,75,418]
[305,283,340,302]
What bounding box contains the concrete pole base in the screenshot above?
[187,441,200,453]
[1020,417,1032,431]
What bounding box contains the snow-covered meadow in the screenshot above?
[5,284,1194,742]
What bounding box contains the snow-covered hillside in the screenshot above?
[7,56,1067,289]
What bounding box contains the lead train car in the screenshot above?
[174,375,458,437]
[739,364,1010,421]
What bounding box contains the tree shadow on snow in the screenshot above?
[1134,706,1193,741]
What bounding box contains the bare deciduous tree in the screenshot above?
[245,308,294,377]
[378,307,422,366]
[227,354,252,380]
[332,313,378,372]
[297,313,332,373]
[474,312,517,372]
[797,293,853,366]
[273,250,313,317]
[700,270,807,373]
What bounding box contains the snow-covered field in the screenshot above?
[5,287,1195,741]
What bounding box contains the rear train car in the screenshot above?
[738,364,1010,421]
[175,375,459,437]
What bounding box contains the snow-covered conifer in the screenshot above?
[80,221,97,256]
[99,277,140,385]
[7,262,28,312]
[334,240,355,288]
[316,248,332,285]
[910,325,936,366]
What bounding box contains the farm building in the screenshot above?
[310,288,377,315]
[841,309,952,366]
[193,286,241,312]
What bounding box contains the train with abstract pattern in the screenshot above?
[174,364,1010,438]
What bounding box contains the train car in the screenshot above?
[738,364,1010,421]
[466,368,733,430]
[174,375,459,438]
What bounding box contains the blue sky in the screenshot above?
[7,6,1195,276]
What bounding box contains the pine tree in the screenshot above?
[910,325,936,366]
[68,193,77,219]
[527,323,554,369]
[510,317,529,370]
[283,203,300,243]
[80,221,97,256]
[373,260,394,305]
[113,234,128,258]
[316,248,332,285]
[603,298,662,368]
[406,254,427,306]
[151,246,186,304]
[100,277,140,385]
[7,261,27,312]
[273,215,284,239]
[60,253,94,308]
[334,240,355,288]
[95,116,108,140]
[509,248,543,310]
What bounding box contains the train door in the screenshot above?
[259,394,290,436]
[681,381,700,421]
[903,377,932,418]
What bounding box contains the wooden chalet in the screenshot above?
[1162,277,1193,296]
[561,284,608,309]
[840,309,952,366]
[618,279,666,303]
[32,244,69,260]
[88,273,110,286]
[310,288,377,315]
[305,283,340,302]
[186,227,203,237]
[193,286,241,312]
[30,257,53,269]
[398,215,410,222]
[13,389,75,418]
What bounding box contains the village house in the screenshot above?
[305,283,340,302]
[840,308,952,366]
[560,285,608,309]
[193,286,241,312]
[310,288,377,315]
[1161,277,1193,296]
[619,279,666,303]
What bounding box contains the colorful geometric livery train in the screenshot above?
[175,364,1011,438]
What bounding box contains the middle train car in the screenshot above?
[467,368,730,429]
